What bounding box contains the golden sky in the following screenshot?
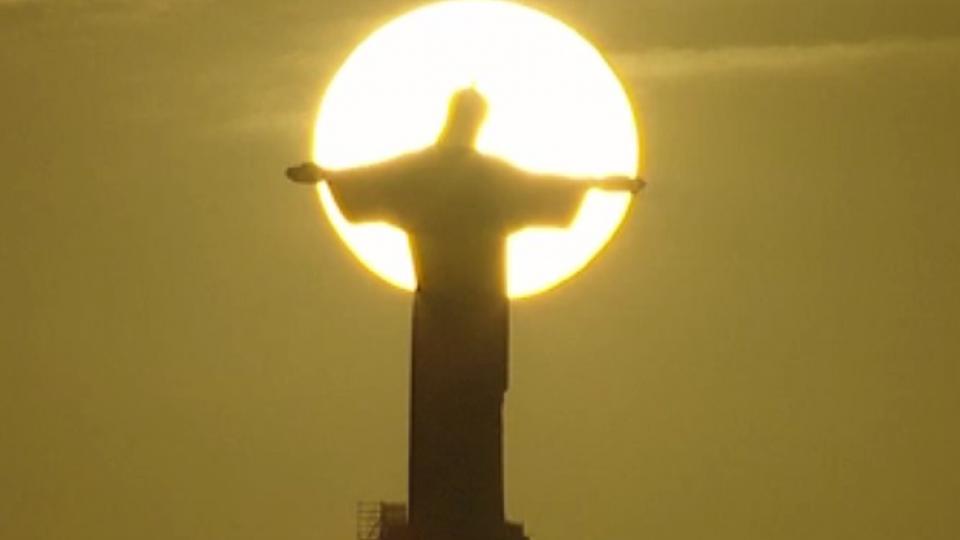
[2,1,959,539]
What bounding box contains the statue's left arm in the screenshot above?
[587,176,646,193]
[507,166,645,228]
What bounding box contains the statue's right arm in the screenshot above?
[285,161,376,191]
[286,162,326,184]
[286,155,419,223]
[286,155,419,186]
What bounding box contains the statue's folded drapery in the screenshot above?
[328,145,585,540]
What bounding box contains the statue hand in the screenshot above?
[286,162,325,184]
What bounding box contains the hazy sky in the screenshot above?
[2,1,959,539]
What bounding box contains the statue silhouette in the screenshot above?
[288,88,642,540]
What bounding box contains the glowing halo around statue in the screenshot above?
[314,0,643,298]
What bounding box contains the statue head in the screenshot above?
[437,87,488,149]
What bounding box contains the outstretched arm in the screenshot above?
[285,156,421,186]
[284,158,415,223]
[521,170,646,195]
[499,157,646,228]
[586,176,646,194]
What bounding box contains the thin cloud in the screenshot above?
[611,37,960,81]
[0,0,208,21]
[217,37,960,140]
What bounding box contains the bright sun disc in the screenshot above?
[314,0,643,298]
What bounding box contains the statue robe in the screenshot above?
[329,146,585,540]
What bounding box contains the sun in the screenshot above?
[313,0,642,298]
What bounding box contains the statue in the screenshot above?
[287,88,643,540]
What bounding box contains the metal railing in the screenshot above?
[357,502,408,540]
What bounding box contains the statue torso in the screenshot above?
[397,147,519,299]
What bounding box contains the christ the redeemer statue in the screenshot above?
[287,88,642,540]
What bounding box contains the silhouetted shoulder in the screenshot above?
[471,153,531,183]
[470,153,587,228]
[328,147,432,183]
[327,148,433,223]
